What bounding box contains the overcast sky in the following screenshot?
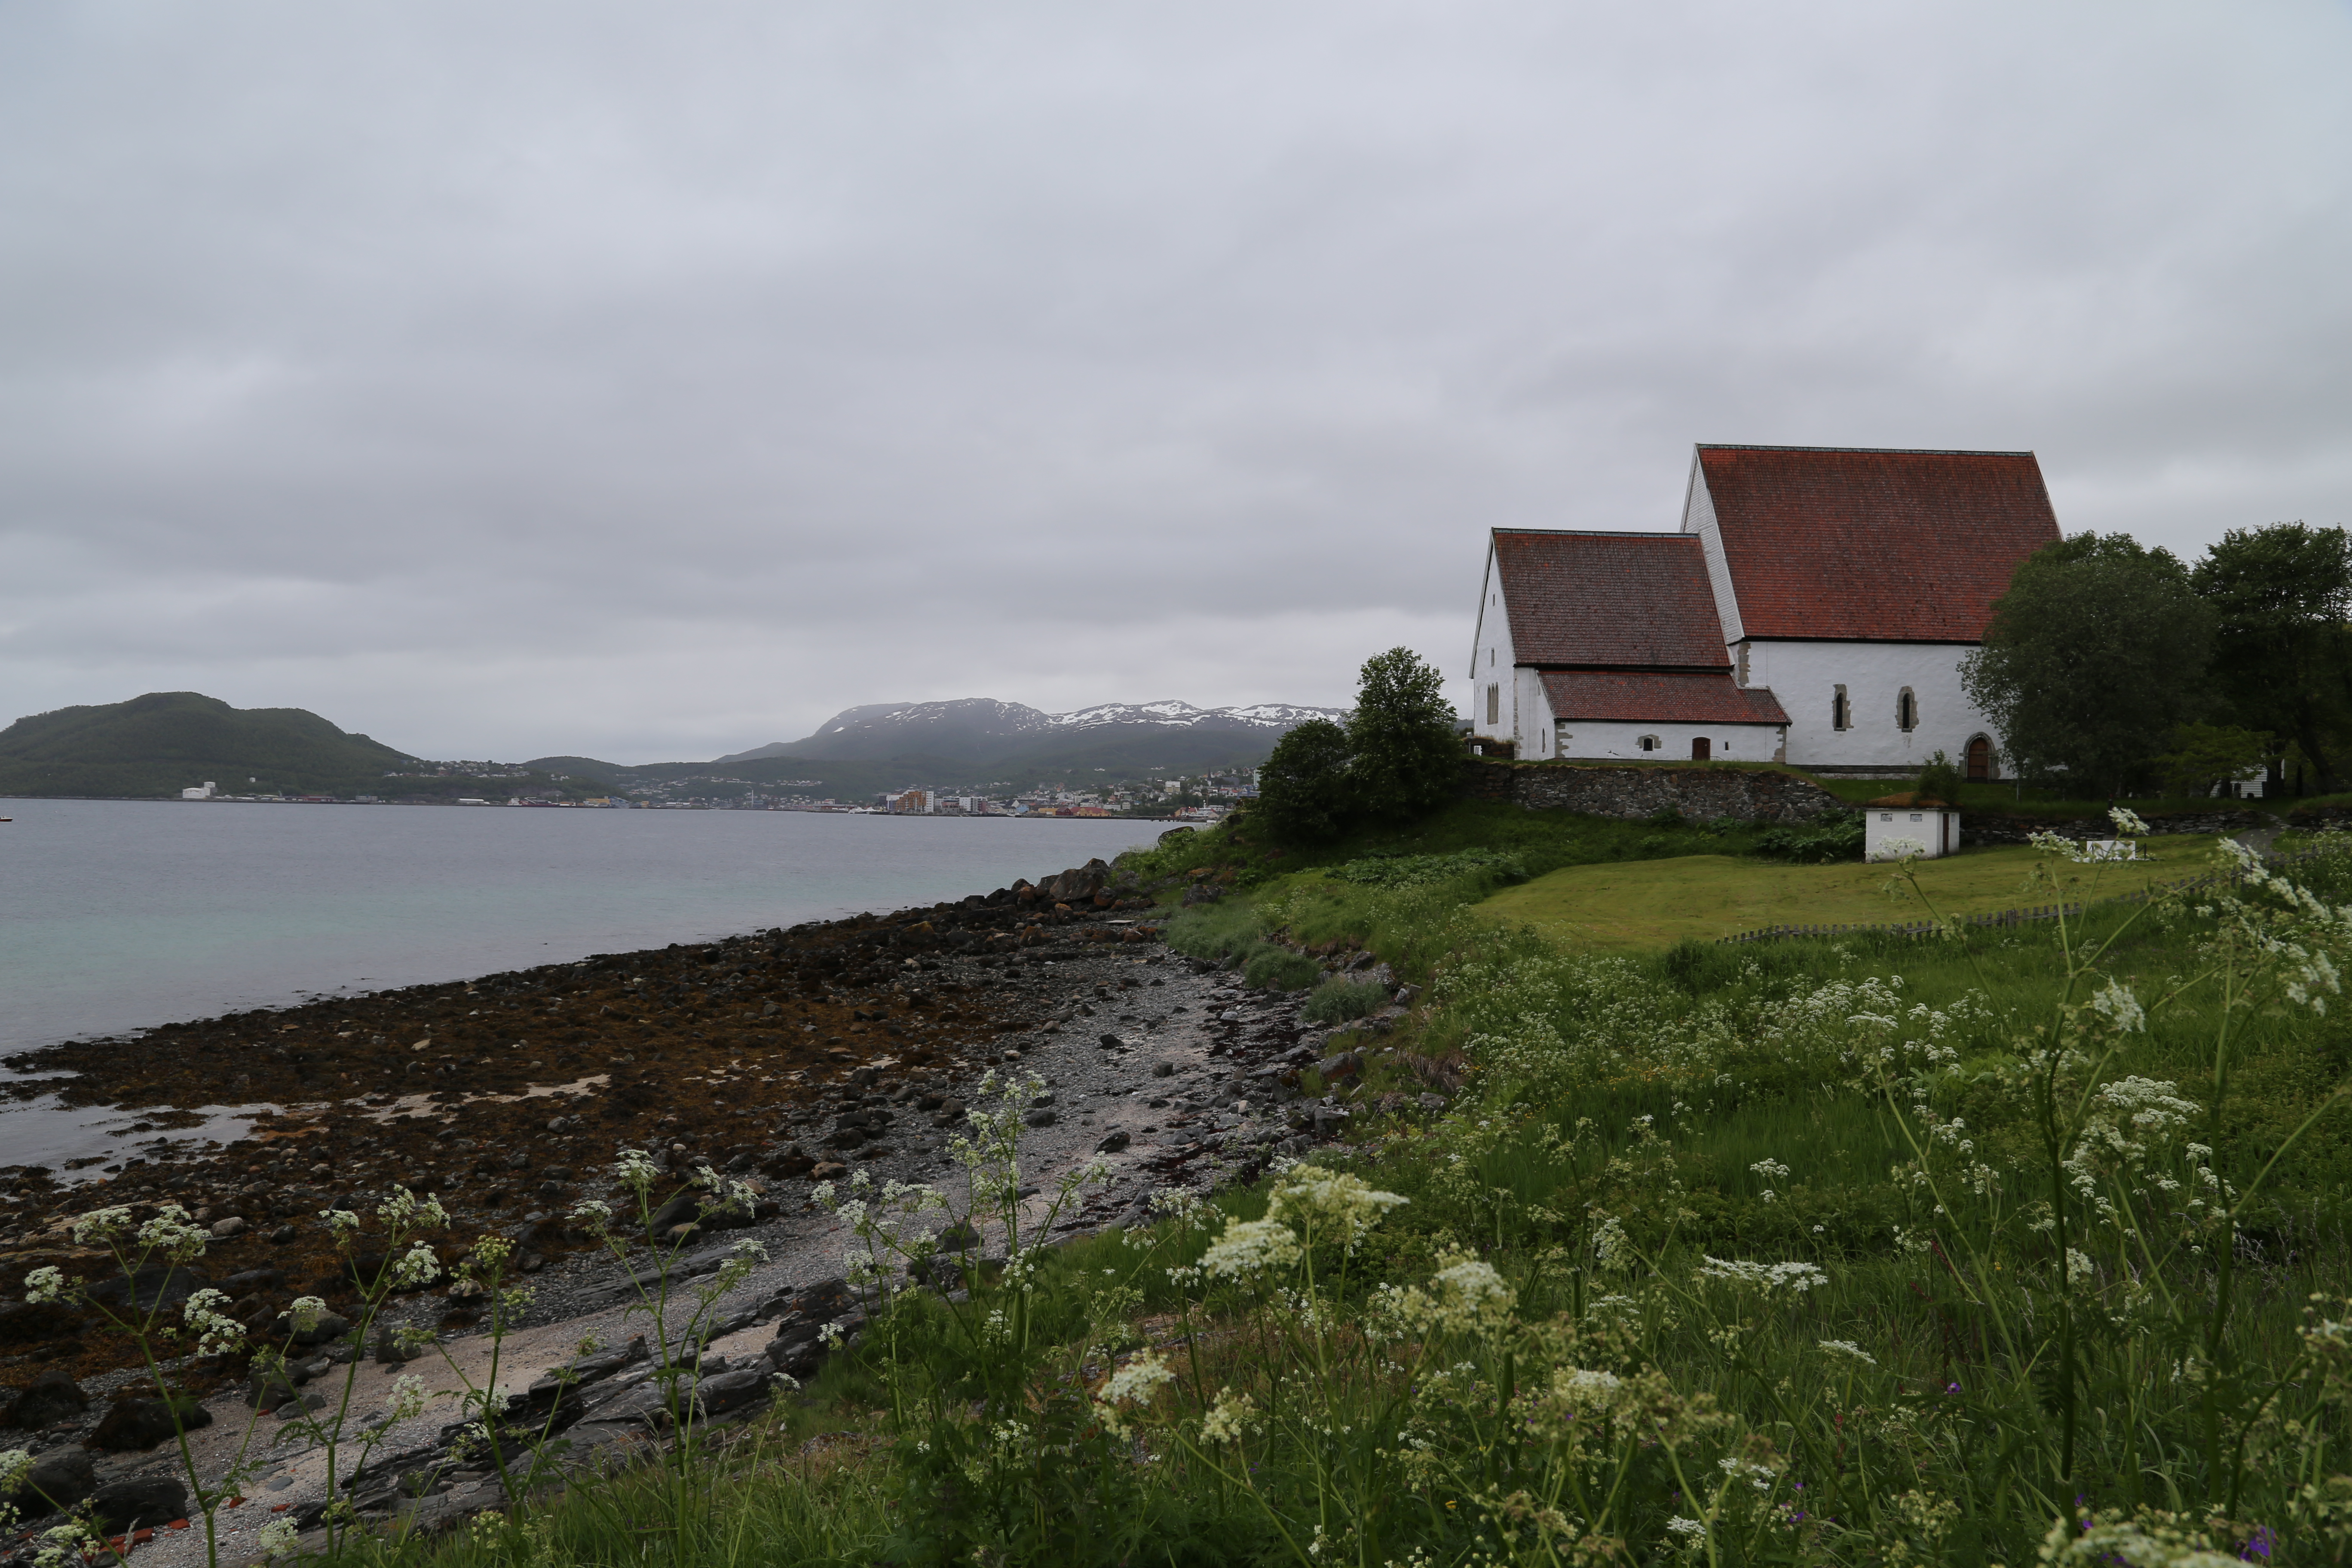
[3,3,2346,763]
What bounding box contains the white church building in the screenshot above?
[1469,444,2062,778]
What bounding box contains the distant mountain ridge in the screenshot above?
[716,698,1343,766]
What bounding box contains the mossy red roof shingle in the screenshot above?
[1491,530,1729,669]
[1541,671,1789,725]
[1696,445,2060,643]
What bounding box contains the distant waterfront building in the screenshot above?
[180,781,216,799]
[1469,445,2060,778]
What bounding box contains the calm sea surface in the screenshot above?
[0,799,1161,1170]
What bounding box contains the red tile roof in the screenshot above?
[1695,445,2061,643]
[1491,530,1730,668]
[1541,671,1790,725]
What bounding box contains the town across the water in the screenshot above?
[167,772,1262,818]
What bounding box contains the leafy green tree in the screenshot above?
[1344,647,1462,822]
[2192,522,2352,794]
[1915,749,1965,806]
[1960,533,2214,796]
[2150,723,2272,799]
[1251,718,1354,843]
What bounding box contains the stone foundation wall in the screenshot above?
[1460,760,1844,824]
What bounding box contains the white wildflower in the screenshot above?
[386,1373,430,1424]
[69,1207,134,1246]
[1200,1218,1302,1280]
[1263,1166,1408,1250]
[2089,978,2146,1034]
[1091,1348,1173,1437]
[391,1242,442,1290]
[1817,1338,1877,1366]
[1199,1386,1259,1445]
[281,1295,330,1333]
[21,1267,67,1306]
[1698,1257,1829,1294]
[254,1516,301,1559]
[183,1288,247,1357]
[612,1149,661,1194]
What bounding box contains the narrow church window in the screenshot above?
[1832,686,1850,731]
[1896,688,1917,731]
[1488,648,1494,668]
[1485,683,1500,727]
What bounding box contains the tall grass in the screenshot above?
[70,821,2352,1567]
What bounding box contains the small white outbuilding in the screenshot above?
[1865,795,1960,861]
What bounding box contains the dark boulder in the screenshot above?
[3,1369,90,1429]
[5,1449,94,1515]
[87,1475,189,1532]
[288,1310,352,1348]
[89,1394,211,1452]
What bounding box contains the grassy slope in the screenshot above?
[1476,834,2221,951]
[376,801,2352,1567]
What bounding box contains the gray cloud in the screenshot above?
[3,2,2346,760]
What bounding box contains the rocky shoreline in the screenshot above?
[0,847,1432,1562]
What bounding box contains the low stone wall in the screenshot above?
[1460,760,1844,824]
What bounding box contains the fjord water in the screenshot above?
[0,798,1160,1055]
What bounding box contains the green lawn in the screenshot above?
[1476,833,2226,950]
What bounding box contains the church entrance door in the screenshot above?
[1966,736,1991,781]
[1690,737,1711,761]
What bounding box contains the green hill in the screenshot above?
[0,692,419,799]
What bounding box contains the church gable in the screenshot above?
[1687,445,2061,644]
[1490,530,1729,671]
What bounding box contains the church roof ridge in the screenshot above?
[1695,441,2037,457]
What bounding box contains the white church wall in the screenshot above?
[1740,640,1999,774]
[1552,718,1786,763]
[1470,549,1519,745]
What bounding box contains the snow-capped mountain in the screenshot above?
[712,698,1344,767]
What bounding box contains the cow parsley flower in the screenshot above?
[2089,978,2146,1034]
[390,1242,442,1290]
[1817,1338,1877,1366]
[184,1288,247,1357]
[70,1207,134,1246]
[282,1295,330,1334]
[254,1516,301,1559]
[138,1204,210,1260]
[612,1148,662,1195]
[386,1373,430,1424]
[22,1267,67,1306]
[1698,1257,1828,1294]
